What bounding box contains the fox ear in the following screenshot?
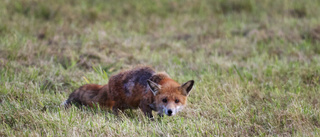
[181,80,194,96]
[147,80,161,96]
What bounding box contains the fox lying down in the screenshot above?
[62,66,194,118]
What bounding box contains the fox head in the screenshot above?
[147,79,194,116]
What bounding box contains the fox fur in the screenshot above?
[62,66,194,118]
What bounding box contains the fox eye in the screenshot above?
[175,99,179,103]
[162,98,167,103]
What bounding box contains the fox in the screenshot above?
[62,66,194,118]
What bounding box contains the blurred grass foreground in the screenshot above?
[1,0,320,136]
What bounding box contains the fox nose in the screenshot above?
[167,109,173,116]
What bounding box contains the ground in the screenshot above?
[1,0,320,136]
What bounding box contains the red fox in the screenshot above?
[62,66,194,118]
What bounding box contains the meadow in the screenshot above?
[1,0,320,136]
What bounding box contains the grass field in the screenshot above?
[1,0,320,136]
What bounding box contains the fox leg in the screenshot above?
[112,107,120,115]
[141,106,153,119]
[158,113,163,117]
[139,100,154,119]
[111,102,126,116]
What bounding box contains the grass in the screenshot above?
[1,0,320,136]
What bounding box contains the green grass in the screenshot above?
[1,0,320,136]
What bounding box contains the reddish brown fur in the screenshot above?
[63,66,194,118]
